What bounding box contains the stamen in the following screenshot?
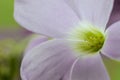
[68,22,105,55]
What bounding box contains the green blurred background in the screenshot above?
[0,0,18,28]
[0,0,31,80]
[0,0,31,40]
[0,0,120,80]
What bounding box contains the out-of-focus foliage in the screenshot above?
[0,0,18,28]
[102,54,120,80]
[0,0,30,80]
[0,38,29,80]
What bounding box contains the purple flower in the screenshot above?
[108,0,120,26]
[14,0,120,80]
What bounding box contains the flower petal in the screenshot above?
[63,54,110,80]
[21,39,76,80]
[107,0,120,26]
[65,0,114,29]
[14,0,80,38]
[102,21,120,61]
[25,35,48,52]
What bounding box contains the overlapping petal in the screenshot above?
[21,39,76,80]
[14,0,80,38]
[102,21,120,61]
[15,0,117,80]
[63,54,110,80]
[25,35,48,52]
[65,0,114,30]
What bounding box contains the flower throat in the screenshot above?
[68,22,105,55]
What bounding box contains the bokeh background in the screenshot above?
[0,0,120,80]
[0,0,32,80]
[0,0,32,40]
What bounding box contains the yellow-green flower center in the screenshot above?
[68,22,105,55]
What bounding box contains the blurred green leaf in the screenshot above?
[101,54,120,80]
[0,37,30,80]
[0,0,18,27]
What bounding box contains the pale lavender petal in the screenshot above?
[63,54,110,80]
[65,0,114,30]
[14,0,80,38]
[25,35,48,52]
[21,39,76,80]
[102,21,120,61]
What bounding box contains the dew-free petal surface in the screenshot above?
[65,0,114,30]
[25,35,48,52]
[102,21,120,61]
[14,0,80,38]
[21,39,76,80]
[63,54,110,80]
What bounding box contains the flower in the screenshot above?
[108,0,120,25]
[14,0,120,80]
